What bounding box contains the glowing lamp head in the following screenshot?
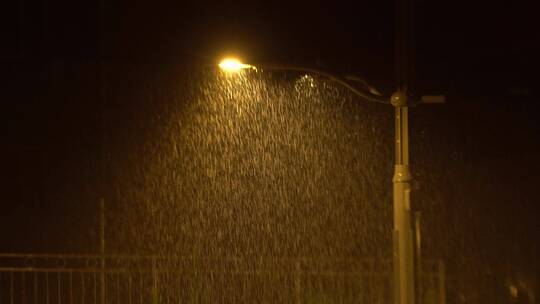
[218,58,252,72]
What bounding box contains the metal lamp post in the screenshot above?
[219,58,444,304]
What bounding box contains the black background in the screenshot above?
[1,0,537,287]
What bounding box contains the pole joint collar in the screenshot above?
[391,91,408,107]
[393,164,412,182]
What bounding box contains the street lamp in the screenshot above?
[219,57,444,304]
[218,58,254,72]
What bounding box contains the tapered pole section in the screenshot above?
[393,0,415,300]
[392,93,414,304]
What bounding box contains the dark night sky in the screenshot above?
[1,0,538,270]
[2,1,535,91]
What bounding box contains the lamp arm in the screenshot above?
[256,64,391,105]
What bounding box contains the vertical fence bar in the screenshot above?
[116,273,120,304]
[176,271,181,303]
[100,199,106,304]
[34,272,38,304]
[128,274,132,304]
[369,259,376,303]
[164,272,169,304]
[357,271,364,303]
[69,272,73,303]
[152,258,158,303]
[46,272,50,304]
[81,273,85,304]
[139,270,143,304]
[294,260,301,304]
[438,260,446,304]
[415,211,423,304]
[57,272,61,304]
[10,272,14,304]
[93,272,97,304]
[22,272,27,304]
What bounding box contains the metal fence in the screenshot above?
[0,253,445,303]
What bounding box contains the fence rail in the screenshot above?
[1,253,444,303]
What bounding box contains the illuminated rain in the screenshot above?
[106,68,393,258]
